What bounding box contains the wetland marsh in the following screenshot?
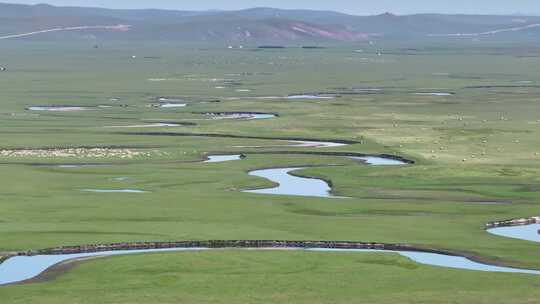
[1,41,540,303]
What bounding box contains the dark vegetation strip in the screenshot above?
[4,238,535,271]
[144,121,197,126]
[114,132,361,145]
[0,255,11,264]
[15,240,468,259]
[233,151,414,164]
[486,216,539,229]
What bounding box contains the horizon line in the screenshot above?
[1,2,539,17]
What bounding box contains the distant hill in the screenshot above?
[1,3,540,44]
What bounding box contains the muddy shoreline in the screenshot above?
[0,255,11,264]
[485,216,540,229]
[16,256,101,286]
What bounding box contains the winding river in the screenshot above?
[2,153,538,286]
[244,167,333,198]
[243,156,407,198]
[1,245,539,286]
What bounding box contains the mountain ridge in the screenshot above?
[2,2,540,43]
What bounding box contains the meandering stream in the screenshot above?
[244,167,333,198]
[1,245,539,286]
[243,156,407,198]
[2,151,537,286]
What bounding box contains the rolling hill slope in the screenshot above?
[1,3,540,44]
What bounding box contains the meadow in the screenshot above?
[0,41,539,303]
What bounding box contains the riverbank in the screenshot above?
[486,216,540,229]
[2,238,540,287]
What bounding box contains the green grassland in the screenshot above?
[1,41,540,303]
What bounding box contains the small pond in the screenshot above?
[487,224,540,243]
[205,155,243,163]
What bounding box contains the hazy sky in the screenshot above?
[5,0,540,15]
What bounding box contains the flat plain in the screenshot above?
[1,41,540,303]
